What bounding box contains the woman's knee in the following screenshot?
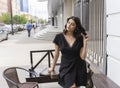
[79,86,86,88]
[70,83,77,88]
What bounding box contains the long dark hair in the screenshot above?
[63,16,87,38]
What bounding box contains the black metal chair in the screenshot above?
[3,67,39,88]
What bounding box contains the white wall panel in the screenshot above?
[106,0,120,14]
[107,36,120,61]
[105,0,120,86]
[107,56,120,86]
[107,14,120,36]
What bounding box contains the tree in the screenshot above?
[0,13,11,24]
[39,18,47,24]
[13,15,20,24]
[0,13,27,24]
[19,15,27,24]
[13,15,27,24]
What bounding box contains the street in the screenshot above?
[0,28,61,88]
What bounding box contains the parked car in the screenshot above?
[17,24,26,31]
[0,26,11,34]
[0,28,8,42]
[2,24,19,34]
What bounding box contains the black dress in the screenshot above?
[53,33,87,88]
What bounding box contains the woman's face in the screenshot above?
[66,19,76,32]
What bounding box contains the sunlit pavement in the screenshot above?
[0,27,62,88]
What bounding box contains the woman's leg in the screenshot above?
[79,86,86,88]
[70,83,78,88]
[70,85,86,88]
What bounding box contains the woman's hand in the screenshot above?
[48,67,54,73]
[80,33,89,60]
[48,67,58,79]
[81,33,89,43]
[84,34,89,43]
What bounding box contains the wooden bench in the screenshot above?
[92,74,120,88]
[26,65,59,83]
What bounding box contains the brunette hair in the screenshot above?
[63,16,87,38]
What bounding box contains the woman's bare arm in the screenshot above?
[48,44,59,72]
[80,35,88,60]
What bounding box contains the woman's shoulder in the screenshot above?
[53,32,63,45]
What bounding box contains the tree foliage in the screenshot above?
[0,13,11,24]
[13,15,20,24]
[0,13,27,24]
[39,18,47,24]
[19,15,27,24]
[13,15,27,24]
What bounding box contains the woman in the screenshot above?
[48,16,88,88]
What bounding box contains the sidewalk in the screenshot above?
[0,27,61,88]
[0,27,54,66]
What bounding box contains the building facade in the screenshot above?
[106,0,120,86]
[0,0,8,16]
[7,0,20,16]
[48,0,120,86]
[19,0,28,12]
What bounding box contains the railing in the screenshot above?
[29,49,55,77]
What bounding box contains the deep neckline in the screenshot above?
[62,33,77,48]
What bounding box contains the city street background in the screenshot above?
[0,27,61,88]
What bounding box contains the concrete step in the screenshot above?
[34,28,62,41]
